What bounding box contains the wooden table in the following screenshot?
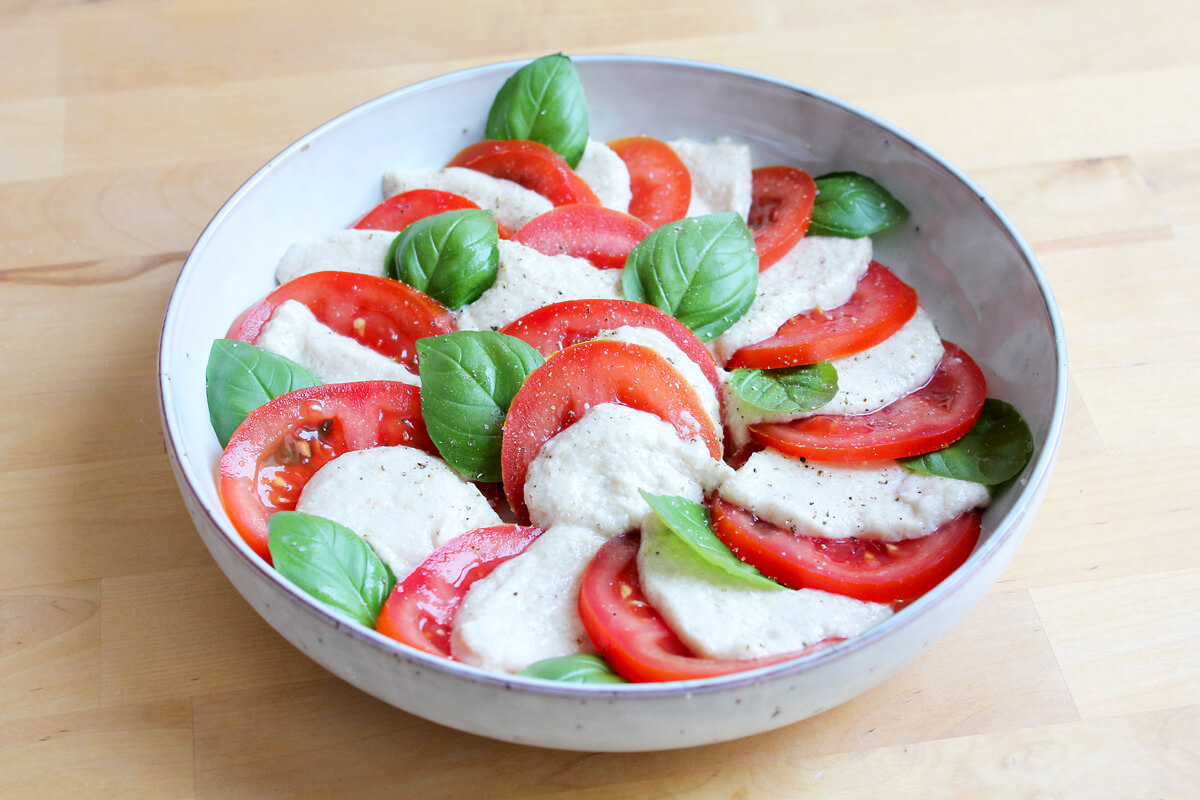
[2,1,1197,796]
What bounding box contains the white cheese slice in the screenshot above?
[574,139,632,213]
[668,137,752,219]
[275,229,393,285]
[637,520,893,659]
[295,445,501,579]
[254,299,420,386]
[718,448,990,542]
[454,240,623,332]
[380,167,552,231]
[523,403,731,539]
[450,525,605,674]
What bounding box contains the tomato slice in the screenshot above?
[578,532,839,682]
[726,262,919,368]
[712,499,981,605]
[751,341,987,461]
[607,136,691,228]
[352,189,513,238]
[501,340,723,521]
[513,204,651,269]
[226,270,455,372]
[376,524,542,657]
[446,140,600,206]
[500,299,723,397]
[747,166,816,270]
[219,381,435,562]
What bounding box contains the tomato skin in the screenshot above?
[607,136,692,228]
[513,204,651,269]
[446,140,600,206]
[500,340,723,522]
[727,262,919,368]
[712,499,981,605]
[751,341,987,462]
[352,189,513,238]
[578,533,839,682]
[226,271,455,372]
[748,166,816,270]
[376,525,542,658]
[219,381,434,562]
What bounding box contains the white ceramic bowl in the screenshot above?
[158,55,1067,751]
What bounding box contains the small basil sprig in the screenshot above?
[386,209,499,309]
[268,511,395,628]
[622,212,759,341]
[206,339,320,446]
[809,171,909,238]
[417,331,544,481]
[486,53,589,168]
[726,362,838,414]
[518,654,627,684]
[901,398,1034,485]
[641,491,783,591]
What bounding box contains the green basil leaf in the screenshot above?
[809,171,909,238]
[268,511,395,628]
[486,53,589,168]
[386,209,499,309]
[726,362,838,414]
[417,331,544,481]
[206,339,320,447]
[641,491,783,591]
[622,212,759,341]
[518,654,627,684]
[901,398,1034,485]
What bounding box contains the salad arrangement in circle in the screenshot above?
[204,53,1034,684]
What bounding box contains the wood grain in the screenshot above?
[2,0,1198,796]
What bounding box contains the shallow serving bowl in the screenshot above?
[158,55,1067,752]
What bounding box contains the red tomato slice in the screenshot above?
[500,340,723,522]
[578,532,839,682]
[712,499,981,605]
[226,270,455,372]
[446,140,600,206]
[500,299,723,397]
[726,262,919,368]
[751,341,987,462]
[352,189,513,238]
[748,166,816,270]
[376,524,542,657]
[607,136,691,228]
[219,381,435,562]
[513,204,651,269]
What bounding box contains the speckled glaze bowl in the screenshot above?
[158,55,1067,751]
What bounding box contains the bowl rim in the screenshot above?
[158,52,1069,699]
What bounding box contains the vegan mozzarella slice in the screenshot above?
[450,525,605,674]
[454,239,623,332]
[254,299,420,386]
[295,445,501,579]
[574,139,632,212]
[637,520,892,659]
[718,448,990,542]
[524,403,732,539]
[380,167,552,231]
[668,137,752,219]
[275,229,393,284]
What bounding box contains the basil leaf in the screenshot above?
[641,491,783,591]
[901,398,1034,485]
[727,362,838,414]
[809,171,909,238]
[268,511,395,628]
[518,654,627,684]
[486,53,589,168]
[417,331,544,481]
[622,212,759,341]
[206,339,320,446]
[386,209,499,309]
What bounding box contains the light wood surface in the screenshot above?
[2,1,1198,797]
